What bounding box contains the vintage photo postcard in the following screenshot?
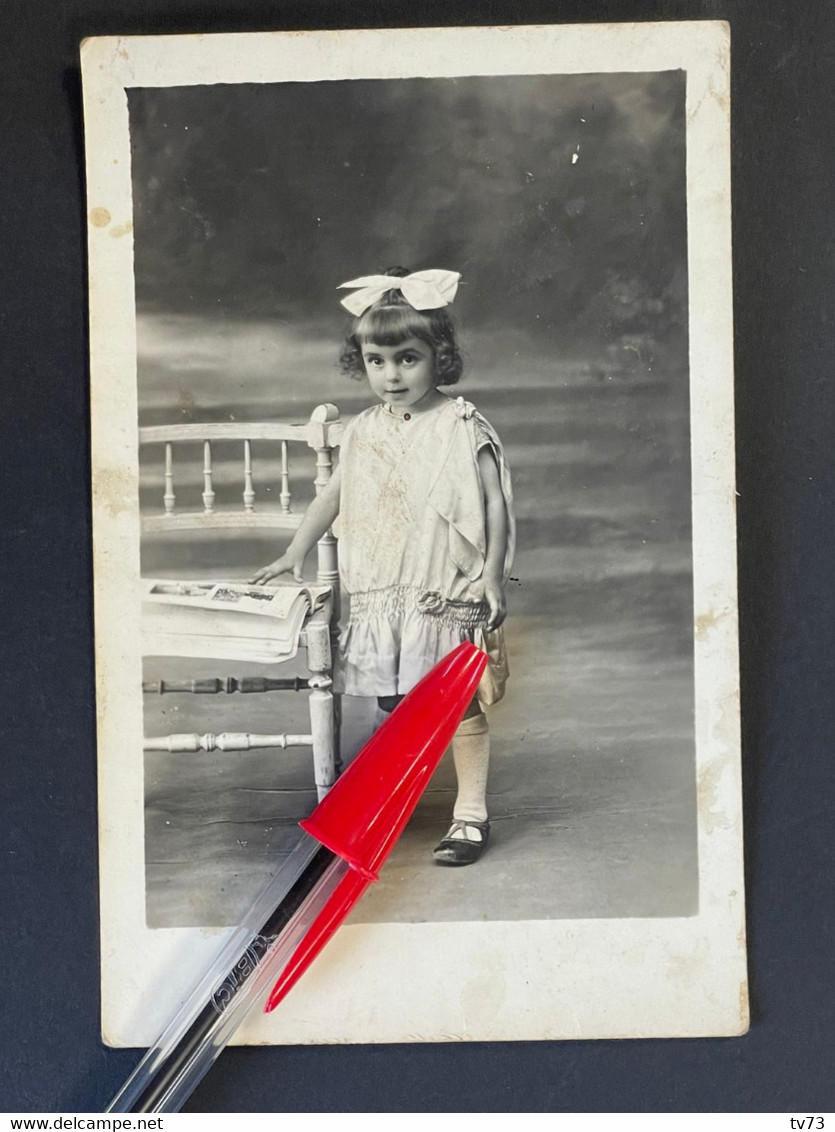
[82,22,746,1046]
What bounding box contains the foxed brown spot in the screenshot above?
[695,605,735,640]
[666,938,709,988]
[90,207,111,228]
[460,952,507,1025]
[705,67,731,116]
[694,608,720,639]
[697,758,732,835]
[109,221,133,239]
[177,389,195,414]
[737,978,750,1033]
[714,31,731,114]
[687,63,730,124]
[94,466,137,519]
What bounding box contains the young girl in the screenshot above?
[251,267,514,865]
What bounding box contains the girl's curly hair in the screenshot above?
[338,266,463,385]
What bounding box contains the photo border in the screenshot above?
[82,21,746,1046]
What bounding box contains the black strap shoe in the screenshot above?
[432,819,490,866]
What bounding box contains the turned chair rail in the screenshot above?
[140,409,343,515]
[142,675,310,695]
[143,731,313,753]
[139,404,344,589]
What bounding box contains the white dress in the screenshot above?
[332,395,515,704]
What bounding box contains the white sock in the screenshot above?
[450,713,490,839]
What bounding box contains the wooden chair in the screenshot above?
[139,403,343,799]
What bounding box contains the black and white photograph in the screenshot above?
[83,23,745,1046]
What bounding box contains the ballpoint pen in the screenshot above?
[107,641,488,1113]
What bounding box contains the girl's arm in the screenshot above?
[477,446,508,630]
[249,465,342,584]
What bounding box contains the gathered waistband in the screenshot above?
[348,585,489,631]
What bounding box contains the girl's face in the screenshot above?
[360,338,436,409]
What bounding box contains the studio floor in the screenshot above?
[144,602,698,928]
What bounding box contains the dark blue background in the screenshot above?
[1,0,833,1113]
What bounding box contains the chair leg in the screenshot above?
[309,677,335,799]
[333,692,343,776]
[306,618,335,798]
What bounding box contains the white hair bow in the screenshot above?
[337,269,461,316]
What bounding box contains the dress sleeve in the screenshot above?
[472,411,516,580]
[427,403,516,582]
[473,414,494,451]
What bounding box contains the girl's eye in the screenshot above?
[401,354,417,365]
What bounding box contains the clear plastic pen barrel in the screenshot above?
[107,834,350,1114]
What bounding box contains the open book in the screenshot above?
[141,579,332,663]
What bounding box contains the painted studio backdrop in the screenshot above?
[131,72,695,929]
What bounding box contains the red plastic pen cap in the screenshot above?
[300,642,487,880]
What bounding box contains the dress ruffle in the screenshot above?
[334,584,508,705]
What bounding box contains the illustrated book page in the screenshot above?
[142,580,331,663]
[83,22,746,1046]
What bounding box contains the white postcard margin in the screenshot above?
[82,21,746,1045]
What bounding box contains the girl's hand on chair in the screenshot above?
[249,551,304,585]
[481,579,507,631]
